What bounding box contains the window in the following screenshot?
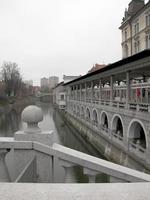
[134,40,140,53]
[146,13,150,27]
[134,21,139,35]
[60,94,65,100]
[146,34,150,48]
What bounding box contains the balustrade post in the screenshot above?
[136,104,140,112]
[14,105,53,146]
[59,160,75,183]
[83,168,98,183]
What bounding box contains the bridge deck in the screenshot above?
[0,182,149,200]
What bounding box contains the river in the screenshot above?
[0,101,108,183]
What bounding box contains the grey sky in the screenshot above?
[0,0,144,86]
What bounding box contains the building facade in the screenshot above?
[53,75,80,109]
[120,0,150,58]
[49,76,59,89]
[40,77,49,92]
[64,50,150,168]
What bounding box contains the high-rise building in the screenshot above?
[40,77,49,92]
[49,76,59,89]
[119,0,150,58]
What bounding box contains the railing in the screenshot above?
[1,138,150,184]
[70,95,150,113]
[92,120,98,127]
[129,141,146,157]
[112,130,123,142]
[100,125,108,133]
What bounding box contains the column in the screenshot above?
[99,79,102,103]
[126,71,131,109]
[91,81,93,103]
[85,82,87,102]
[80,84,82,101]
[75,85,77,100]
[110,75,113,104]
[73,86,75,100]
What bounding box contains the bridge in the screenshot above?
[36,93,53,103]
[64,50,150,169]
[0,105,150,199]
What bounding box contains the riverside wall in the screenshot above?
[57,109,150,173]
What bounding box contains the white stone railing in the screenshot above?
[69,98,150,114]
[1,105,150,199]
[0,139,150,184]
[1,105,150,185]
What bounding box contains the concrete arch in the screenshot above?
[127,119,148,149]
[111,114,124,137]
[100,111,109,129]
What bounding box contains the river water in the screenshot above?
[0,101,108,183]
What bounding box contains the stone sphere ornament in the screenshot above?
[21,105,43,133]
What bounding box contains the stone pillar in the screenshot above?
[91,81,93,103]
[14,105,53,146]
[74,85,77,100]
[110,75,113,104]
[99,79,102,103]
[72,86,75,99]
[126,71,131,109]
[85,82,87,102]
[83,168,98,183]
[80,84,82,101]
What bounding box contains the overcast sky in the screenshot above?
[0,0,147,86]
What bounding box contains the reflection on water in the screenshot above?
[0,102,108,183]
[0,109,20,137]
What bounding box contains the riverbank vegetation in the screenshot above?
[0,62,36,103]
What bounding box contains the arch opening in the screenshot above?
[128,121,146,149]
[86,108,91,122]
[93,110,98,127]
[112,116,123,138]
[101,112,108,132]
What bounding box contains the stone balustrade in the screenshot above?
[0,139,150,183]
[0,105,150,199]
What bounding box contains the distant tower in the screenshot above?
[49,76,59,89]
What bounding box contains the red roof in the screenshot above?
[88,63,106,73]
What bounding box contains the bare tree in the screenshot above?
[1,62,22,96]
